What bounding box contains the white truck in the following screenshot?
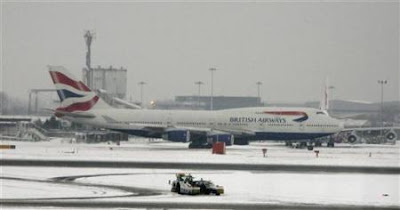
[170,173,224,196]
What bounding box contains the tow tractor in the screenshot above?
[170,173,224,195]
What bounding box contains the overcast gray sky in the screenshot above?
[1,1,399,104]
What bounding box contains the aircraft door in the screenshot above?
[166,112,173,127]
[298,122,305,131]
[209,117,215,129]
[208,112,216,129]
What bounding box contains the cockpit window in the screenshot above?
[316,111,326,115]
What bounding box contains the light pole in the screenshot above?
[327,85,335,112]
[209,67,217,110]
[256,81,262,99]
[377,80,387,129]
[138,81,146,107]
[195,81,203,109]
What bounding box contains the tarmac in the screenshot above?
[2,158,399,174]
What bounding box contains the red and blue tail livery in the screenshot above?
[48,66,103,113]
[49,70,91,92]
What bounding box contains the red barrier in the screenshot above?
[212,142,226,155]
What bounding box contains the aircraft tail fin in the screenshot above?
[48,66,110,115]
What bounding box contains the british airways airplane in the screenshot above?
[48,66,345,148]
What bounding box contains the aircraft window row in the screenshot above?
[215,122,248,126]
[220,123,230,126]
[132,121,162,125]
[266,124,293,127]
[177,122,206,126]
[307,124,338,127]
[230,123,248,126]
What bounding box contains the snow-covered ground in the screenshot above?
[1,138,399,167]
[1,138,399,208]
[2,167,399,207]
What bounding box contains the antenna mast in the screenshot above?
[84,31,94,87]
[84,31,94,70]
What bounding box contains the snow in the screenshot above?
[1,178,127,199]
[1,138,399,208]
[1,139,399,167]
[2,167,398,207]
[81,170,399,206]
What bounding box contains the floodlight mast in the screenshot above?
[209,67,217,110]
[195,81,204,109]
[84,31,95,88]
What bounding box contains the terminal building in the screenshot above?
[155,96,263,110]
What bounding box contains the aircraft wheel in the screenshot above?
[347,135,357,143]
[386,132,396,140]
[327,142,335,147]
[300,142,307,148]
[307,145,314,151]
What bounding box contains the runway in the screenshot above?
[2,158,399,174]
[3,199,399,210]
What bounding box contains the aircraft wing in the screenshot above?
[100,114,256,137]
[136,124,255,137]
[163,126,256,137]
[212,128,256,136]
[338,126,399,143]
[341,126,400,132]
[44,108,96,119]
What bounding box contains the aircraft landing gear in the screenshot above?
[294,142,307,149]
[188,136,212,149]
[300,142,307,148]
[285,142,293,147]
[234,138,249,145]
[327,141,335,148]
[314,141,322,147]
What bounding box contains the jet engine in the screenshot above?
[347,134,358,143]
[386,131,397,141]
[162,130,190,142]
[233,138,250,145]
[208,134,234,146]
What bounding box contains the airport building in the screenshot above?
[165,96,263,110]
[82,66,127,99]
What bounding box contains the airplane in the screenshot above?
[318,78,399,144]
[47,66,397,149]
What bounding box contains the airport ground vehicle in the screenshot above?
[170,173,224,195]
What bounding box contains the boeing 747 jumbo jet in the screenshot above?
[48,66,397,148]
